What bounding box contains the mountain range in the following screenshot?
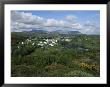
[28,29,82,35]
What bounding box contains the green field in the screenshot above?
[11,32,100,77]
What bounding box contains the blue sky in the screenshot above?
[11,10,100,34]
[18,10,100,24]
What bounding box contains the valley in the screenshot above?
[11,31,100,77]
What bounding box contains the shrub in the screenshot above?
[64,70,94,77]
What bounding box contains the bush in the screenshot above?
[64,70,94,77]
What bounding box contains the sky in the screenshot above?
[11,10,100,35]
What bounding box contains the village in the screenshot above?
[17,36,72,49]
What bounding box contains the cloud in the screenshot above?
[11,11,45,32]
[44,19,58,27]
[11,11,81,32]
[11,11,44,25]
[71,23,82,29]
[44,19,66,28]
[84,23,99,29]
[85,21,99,30]
[65,15,77,21]
[11,11,100,35]
[80,21,100,35]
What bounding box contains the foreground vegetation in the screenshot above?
[11,32,100,77]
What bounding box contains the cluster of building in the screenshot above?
[37,39,58,47]
[17,37,72,49]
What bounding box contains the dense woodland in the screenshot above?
[11,32,100,77]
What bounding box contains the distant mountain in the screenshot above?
[30,29,47,33]
[23,29,82,35]
[68,31,82,35]
[51,30,82,35]
[51,30,68,34]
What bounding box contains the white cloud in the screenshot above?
[44,19,58,27]
[11,11,99,35]
[43,19,66,27]
[11,11,45,32]
[11,11,44,24]
[71,23,82,29]
[80,21,100,35]
[62,23,82,31]
[11,11,81,32]
[65,15,77,21]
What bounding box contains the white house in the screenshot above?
[32,43,35,46]
[17,46,19,48]
[39,41,43,43]
[21,42,24,44]
[44,42,47,44]
[65,39,71,42]
[49,44,54,46]
[38,43,44,46]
